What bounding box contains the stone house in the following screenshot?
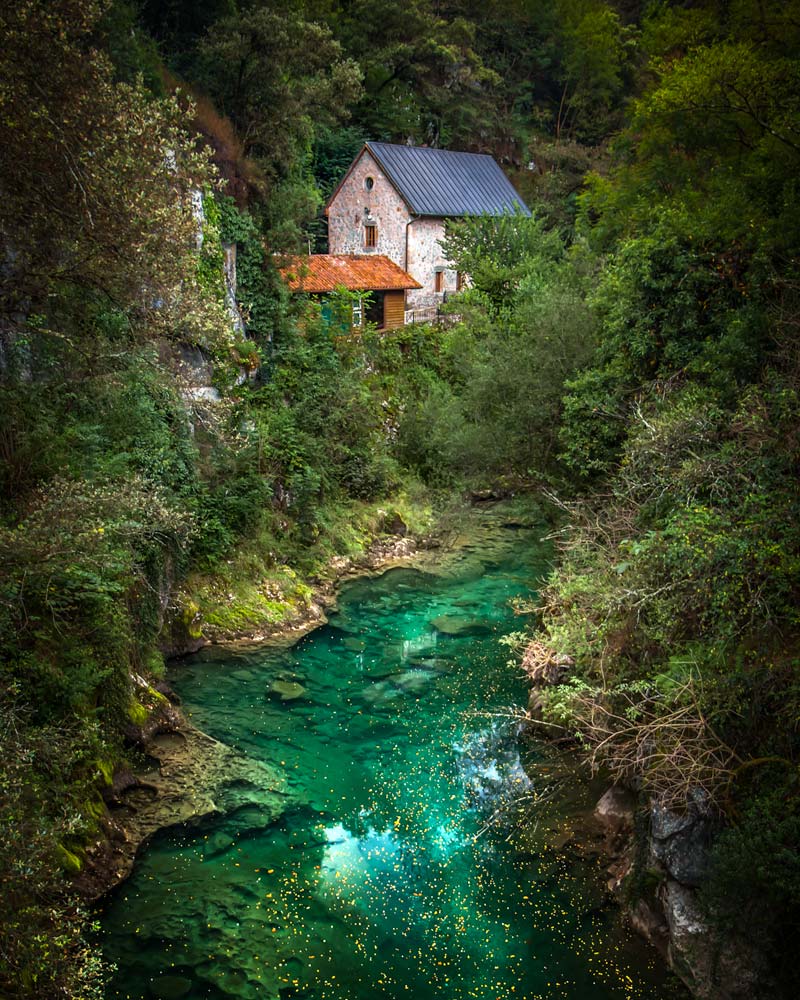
[280,253,421,331]
[326,142,530,318]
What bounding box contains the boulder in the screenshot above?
[663,880,709,991]
[594,785,637,841]
[662,881,770,1000]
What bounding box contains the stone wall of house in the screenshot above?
[406,218,459,310]
[327,150,409,268]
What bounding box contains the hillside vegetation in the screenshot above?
[0,0,798,996]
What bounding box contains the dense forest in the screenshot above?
[1,0,798,996]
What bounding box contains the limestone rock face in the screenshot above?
[662,881,771,1000]
[663,880,710,993]
[79,719,289,900]
[651,794,715,887]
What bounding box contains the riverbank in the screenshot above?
[79,500,451,902]
[162,496,443,656]
[77,707,290,901]
[520,645,772,1000]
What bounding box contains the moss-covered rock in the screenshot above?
[56,844,84,874]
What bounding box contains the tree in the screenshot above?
[328,0,500,147]
[554,0,634,141]
[561,0,800,475]
[0,0,227,349]
[194,3,361,180]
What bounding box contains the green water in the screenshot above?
[102,509,677,1000]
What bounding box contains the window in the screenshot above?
[364,223,377,248]
[435,270,445,293]
[352,298,363,327]
[364,176,374,191]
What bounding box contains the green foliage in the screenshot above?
[520,13,800,961]
[554,0,636,142]
[0,0,229,349]
[330,0,501,147]
[194,3,362,172]
[100,0,164,93]
[397,214,595,482]
[249,306,402,530]
[168,0,363,243]
[703,770,800,991]
[196,191,226,303]
[542,379,800,679]
[0,475,193,720]
[218,195,294,344]
[441,213,565,313]
[0,695,112,999]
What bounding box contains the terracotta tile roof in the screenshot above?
[280,254,421,293]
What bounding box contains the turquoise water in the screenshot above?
[102,510,677,1000]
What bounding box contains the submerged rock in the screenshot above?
[360,681,401,707]
[268,679,307,702]
[408,656,452,673]
[203,831,236,858]
[230,669,256,681]
[390,668,436,695]
[430,614,494,637]
[152,975,192,999]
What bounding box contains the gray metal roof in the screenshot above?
[366,142,530,218]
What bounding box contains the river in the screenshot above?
[101,505,679,1000]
